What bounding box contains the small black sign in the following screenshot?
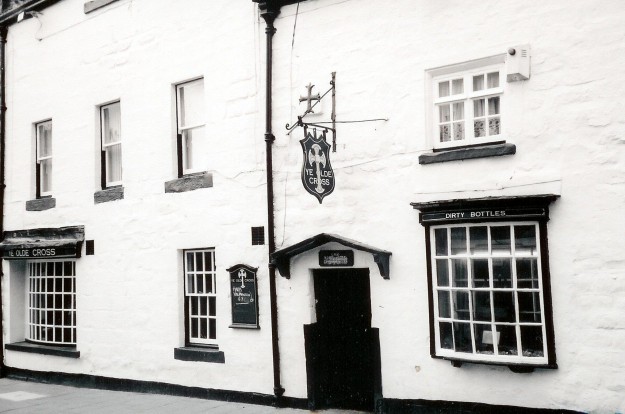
[319,250,354,267]
[2,245,79,260]
[420,208,546,224]
[227,264,259,329]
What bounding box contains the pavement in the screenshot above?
[0,378,367,414]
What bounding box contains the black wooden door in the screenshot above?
[306,269,375,411]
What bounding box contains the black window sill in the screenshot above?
[26,197,56,211]
[94,186,124,204]
[174,346,224,363]
[165,172,213,193]
[419,143,516,165]
[6,341,80,358]
[84,0,119,14]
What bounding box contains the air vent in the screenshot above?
[251,227,265,246]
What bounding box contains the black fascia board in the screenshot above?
[0,0,62,25]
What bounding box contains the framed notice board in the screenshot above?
[227,264,260,329]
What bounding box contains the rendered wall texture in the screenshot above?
[1,0,624,412]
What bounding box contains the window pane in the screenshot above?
[493,291,516,322]
[488,97,500,115]
[200,318,208,339]
[200,297,207,316]
[473,75,484,91]
[496,325,518,356]
[439,105,450,122]
[516,258,539,289]
[469,226,488,254]
[102,102,121,144]
[40,159,52,194]
[492,258,512,288]
[183,126,206,172]
[178,80,205,128]
[105,144,122,184]
[439,322,453,349]
[196,274,204,293]
[452,102,464,121]
[434,228,448,256]
[209,297,216,317]
[453,291,470,320]
[196,252,204,271]
[436,259,449,286]
[438,81,450,97]
[474,120,485,137]
[474,324,494,354]
[450,228,466,255]
[490,226,511,254]
[487,72,499,88]
[451,78,463,94]
[521,326,544,357]
[488,117,500,135]
[451,259,468,287]
[518,292,542,322]
[204,251,213,271]
[438,290,451,318]
[453,322,472,353]
[209,318,216,340]
[471,259,489,288]
[37,122,52,157]
[472,291,491,322]
[453,122,464,140]
[186,252,194,271]
[515,225,537,255]
[439,125,450,142]
[473,99,485,118]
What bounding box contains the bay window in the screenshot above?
[413,195,558,369]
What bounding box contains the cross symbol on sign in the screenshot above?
[238,269,246,288]
[299,83,321,113]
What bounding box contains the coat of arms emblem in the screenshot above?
[300,130,335,204]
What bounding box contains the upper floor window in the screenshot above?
[430,59,504,150]
[176,78,206,177]
[35,120,52,198]
[100,101,122,188]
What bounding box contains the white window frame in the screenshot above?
[427,55,506,150]
[100,101,122,188]
[26,260,76,346]
[35,120,53,197]
[176,78,206,176]
[184,248,217,346]
[429,221,548,365]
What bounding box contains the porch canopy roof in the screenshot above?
[270,233,392,279]
[0,225,85,259]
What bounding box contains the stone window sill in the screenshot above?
[165,172,213,193]
[6,341,80,358]
[84,0,119,14]
[174,346,224,364]
[94,187,124,204]
[419,143,516,165]
[26,197,56,211]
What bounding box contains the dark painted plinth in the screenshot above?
[377,398,584,414]
[419,143,516,164]
[5,342,79,358]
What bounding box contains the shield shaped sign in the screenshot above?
[300,131,335,203]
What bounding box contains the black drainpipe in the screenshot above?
[258,2,284,400]
[0,24,7,379]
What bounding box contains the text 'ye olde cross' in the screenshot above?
[308,144,326,194]
[299,83,320,113]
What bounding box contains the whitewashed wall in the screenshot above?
[1,0,624,412]
[269,0,625,412]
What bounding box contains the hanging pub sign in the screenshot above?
[227,264,260,329]
[300,129,335,203]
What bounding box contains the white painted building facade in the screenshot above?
[0,0,624,413]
